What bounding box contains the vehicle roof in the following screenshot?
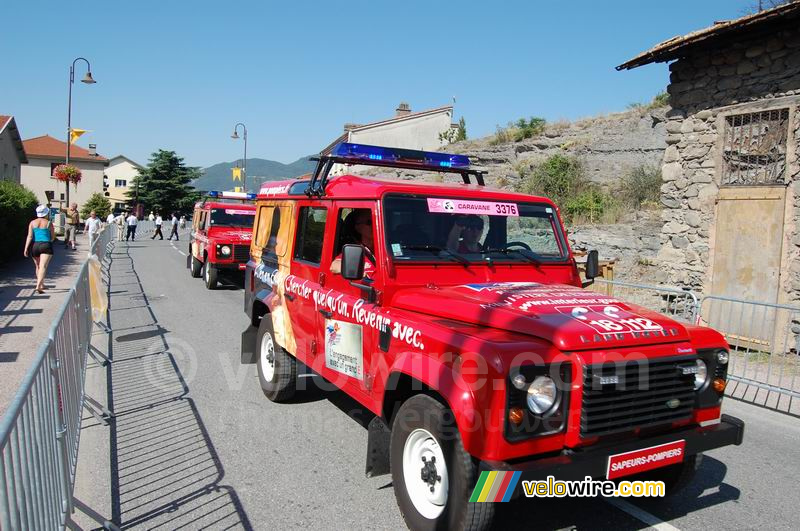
[257,174,557,206]
[194,201,257,210]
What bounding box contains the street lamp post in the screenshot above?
[231,123,247,192]
[65,57,96,207]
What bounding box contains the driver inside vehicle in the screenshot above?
[330,208,376,277]
[446,214,484,253]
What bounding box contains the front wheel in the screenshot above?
[256,317,297,402]
[203,261,218,289]
[390,395,493,531]
[190,255,202,278]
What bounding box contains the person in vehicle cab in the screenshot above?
[330,208,375,277]
[447,214,484,253]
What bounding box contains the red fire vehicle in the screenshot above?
[189,191,256,289]
[240,143,744,530]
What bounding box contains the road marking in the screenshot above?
[178,251,186,256]
[605,498,680,531]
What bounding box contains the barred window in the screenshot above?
[722,109,789,186]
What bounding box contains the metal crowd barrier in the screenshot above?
[0,227,116,530]
[698,295,800,399]
[592,278,699,323]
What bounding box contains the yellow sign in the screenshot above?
[234,186,242,193]
[70,128,88,144]
[232,167,242,181]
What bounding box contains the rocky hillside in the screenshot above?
[450,106,667,189]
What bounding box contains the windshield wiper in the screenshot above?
[401,245,470,265]
[483,247,542,264]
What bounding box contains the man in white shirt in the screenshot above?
[151,213,164,240]
[125,213,138,241]
[114,213,126,241]
[85,211,102,249]
[168,213,180,241]
[106,212,115,225]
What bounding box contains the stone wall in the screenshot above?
[660,24,800,299]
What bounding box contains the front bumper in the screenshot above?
[210,261,247,271]
[480,414,744,494]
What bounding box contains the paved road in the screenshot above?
[76,235,800,530]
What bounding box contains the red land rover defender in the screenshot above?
[189,191,256,289]
[240,144,744,531]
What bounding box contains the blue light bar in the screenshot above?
[207,190,256,200]
[208,190,220,198]
[331,143,471,169]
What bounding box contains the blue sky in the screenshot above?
[1,0,752,168]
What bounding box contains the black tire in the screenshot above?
[256,316,296,402]
[390,394,493,531]
[203,260,218,289]
[631,453,701,495]
[190,256,202,278]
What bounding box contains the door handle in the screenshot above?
[285,293,296,302]
[319,309,333,318]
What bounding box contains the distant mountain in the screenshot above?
[194,156,316,192]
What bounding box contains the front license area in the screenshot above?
[606,440,685,479]
[324,319,363,379]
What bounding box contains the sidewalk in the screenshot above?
[0,235,94,415]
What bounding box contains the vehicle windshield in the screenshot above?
[210,208,255,227]
[384,195,568,263]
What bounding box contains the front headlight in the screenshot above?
[220,245,231,256]
[526,376,557,414]
[716,350,729,365]
[694,359,708,390]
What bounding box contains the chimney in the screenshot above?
[88,144,97,157]
[395,102,411,117]
[343,123,361,132]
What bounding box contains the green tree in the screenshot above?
[80,193,112,219]
[0,180,38,263]
[456,117,467,141]
[127,149,201,215]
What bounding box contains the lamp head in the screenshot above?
[231,131,240,139]
[81,71,97,84]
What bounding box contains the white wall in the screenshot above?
[0,128,23,183]
[105,158,140,207]
[349,111,452,151]
[21,158,106,210]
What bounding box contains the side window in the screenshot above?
[294,206,327,264]
[254,205,274,248]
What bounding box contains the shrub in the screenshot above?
[512,117,546,141]
[516,154,621,224]
[80,192,112,219]
[0,180,39,263]
[620,165,662,208]
[627,90,670,112]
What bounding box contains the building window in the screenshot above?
[722,109,790,186]
[115,179,127,187]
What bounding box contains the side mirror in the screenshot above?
[584,249,599,284]
[341,244,365,280]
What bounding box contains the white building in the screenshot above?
[21,135,108,208]
[321,103,458,175]
[105,155,142,213]
[0,115,27,183]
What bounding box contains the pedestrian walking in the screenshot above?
[148,211,155,222]
[151,213,164,240]
[125,212,138,241]
[115,212,126,241]
[85,211,102,251]
[106,212,115,225]
[61,202,80,250]
[168,213,180,241]
[24,205,56,294]
[179,215,186,229]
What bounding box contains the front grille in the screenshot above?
[581,356,695,438]
[233,244,250,262]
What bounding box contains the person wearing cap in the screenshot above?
[24,205,56,294]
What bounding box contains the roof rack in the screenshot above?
[305,142,486,197]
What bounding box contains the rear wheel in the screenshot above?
[390,395,492,531]
[190,253,202,278]
[203,260,218,289]
[256,317,296,402]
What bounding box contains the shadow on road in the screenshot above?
[106,245,252,529]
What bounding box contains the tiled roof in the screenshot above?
[0,115,28,164]
[22,135,108,162]
[618,1,800,70]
